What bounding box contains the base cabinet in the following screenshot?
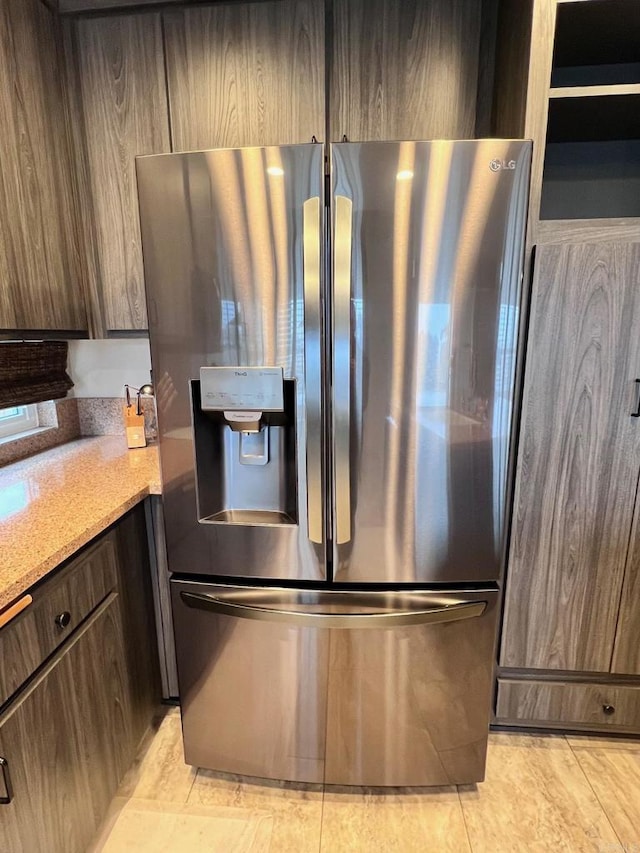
[0,596,130,853]
[496,678,640,733]
[500,240,640,730]
[0,504,159,853]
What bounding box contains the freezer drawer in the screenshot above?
[171,581,499,786]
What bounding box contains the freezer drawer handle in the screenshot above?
[180,591,486,629]
[0,757,13,805]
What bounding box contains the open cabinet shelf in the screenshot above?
[551,0,640,88]
[540,94,640,220]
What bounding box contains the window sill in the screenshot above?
[0,425,56,448]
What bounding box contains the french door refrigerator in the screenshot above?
[136,139,531,787]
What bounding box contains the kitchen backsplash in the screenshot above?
[0,398,80,467]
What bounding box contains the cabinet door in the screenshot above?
[0,0,87,332]
[0,595,131,853]
[612,499,640,675]
[164,0,325,150]
[72,13,170,332]
[501,242,640,672]
[114,503,161,748]
[330,0,482,141]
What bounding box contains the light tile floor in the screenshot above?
[89,708,640,852]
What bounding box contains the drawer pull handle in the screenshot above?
[0,757,13,805]
[55,611,71,630]
[602,704,616,716]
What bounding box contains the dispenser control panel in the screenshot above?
[200,366,284,412]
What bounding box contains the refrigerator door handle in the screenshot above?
[180,590,486,629]
[333,195,353,545]
[303,196,323,545]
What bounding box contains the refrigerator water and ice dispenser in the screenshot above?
[190,366,298,526]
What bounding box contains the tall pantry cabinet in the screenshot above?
[497,0,640,731]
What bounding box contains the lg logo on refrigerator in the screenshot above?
[490,159,516,172]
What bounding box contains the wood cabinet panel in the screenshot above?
[0,605,41,708]
[612,498,640,675]
[496,678,640,732]
[501,242,640,672]
[73,13,170,331]
[114,504,160,748]
[164,0,324,151]
[330,0,482,142]
[0,537,116,706]
[0,595,129,853]
[0,0,86,331]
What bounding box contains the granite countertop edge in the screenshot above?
[0,436,162,613]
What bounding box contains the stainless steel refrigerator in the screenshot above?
[136,139,531,787]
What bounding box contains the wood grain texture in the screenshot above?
[549,83,640,98]
[501,242,640,672]
[0,602,41,707]
[113,504,161,751]
[69,592,132,830]
[164,0,324,151]
[61,18,107,338]
[490,0,534,137]
[0,537,116,707]
[0,0,87,331]
[74,13,170,331]
[522,0,557,242]
[0,595,128,853]
[537,218,640,244]
[34,535,118,658]
[496,679,640,732]
[612,494,640,676]
[330,0,482,141]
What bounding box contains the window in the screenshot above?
[0,405,39,440]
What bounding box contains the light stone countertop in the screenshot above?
[0,436,161,612]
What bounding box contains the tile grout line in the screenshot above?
[456,785,476,853]
[564,735,624,847]
[317,784,326,853]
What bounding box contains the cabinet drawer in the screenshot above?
[0,535,118,706]
[496,678,640,732]
[35,536,118,654]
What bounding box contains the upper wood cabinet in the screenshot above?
[70,12,170,333]
[163,0,325,151]
[501,240,640,673]
[0,0,87,333]
[330,0,483,141]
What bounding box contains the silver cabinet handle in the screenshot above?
[303,197,324,545]
[333,195,353,545]
[0,757,13,805]
[181,591,486,629]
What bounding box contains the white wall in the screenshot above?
[67,339,152,398]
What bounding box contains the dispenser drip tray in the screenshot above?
[201,509,296,526]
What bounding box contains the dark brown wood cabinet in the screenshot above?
[330,0,483,141]
[114,503,161,747]
[164,0,325,151]
[501,241,640,674]
[0,0,87,333]
[70,12,171,332]
[0,505,159,853]
[0,595,129,853]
